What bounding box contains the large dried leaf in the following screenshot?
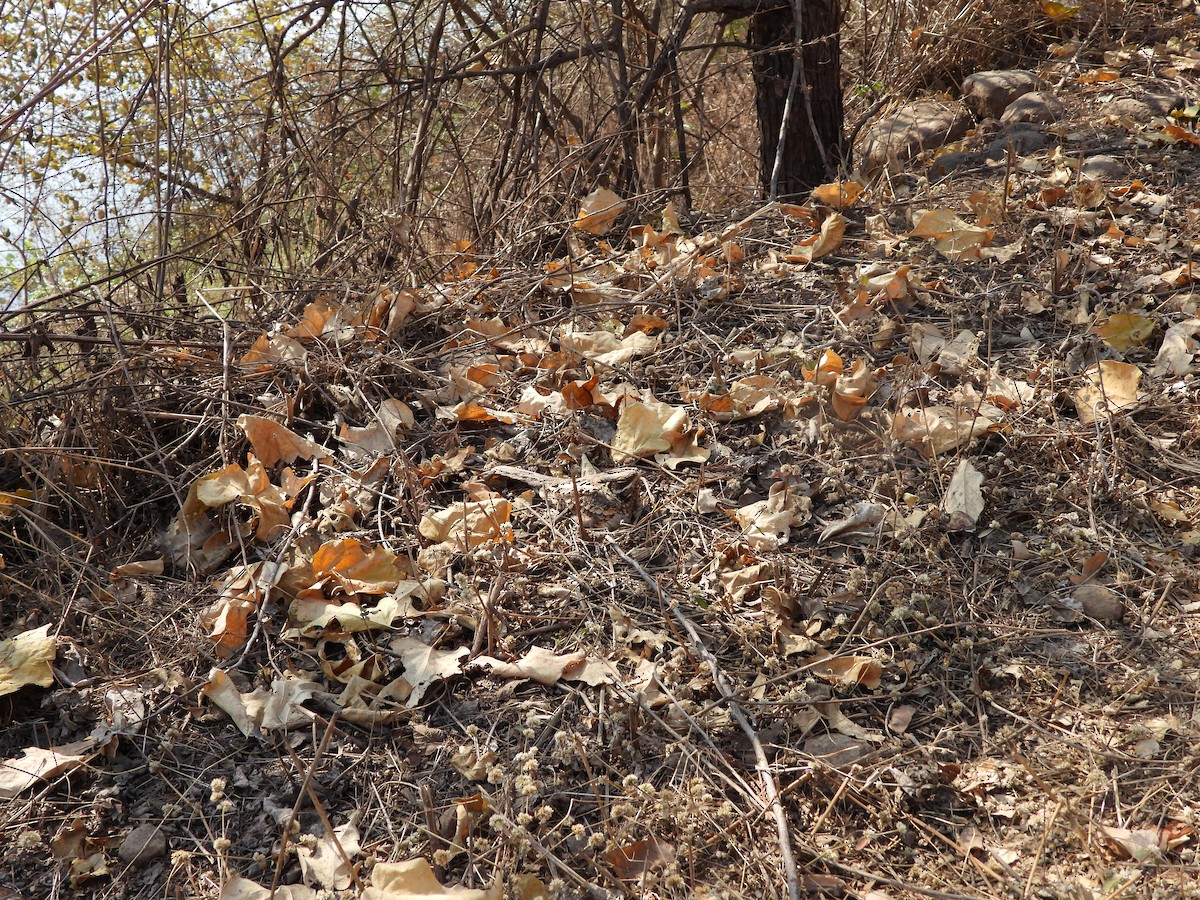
[297,821,360,890]
[418,494,512,549]
[310,539,411,594]
[0,624,57,697]
[237,415,327,468]
[0,739,94,799]
[1093,313,1154,352]
[786,212,846,263]
[1074,361,1143,425]
[893,405,997,456]
[473,646,615,686]
[908,208,993,260]
[943,458,985,531]
[732,481,813,549]
[574,188,627,236]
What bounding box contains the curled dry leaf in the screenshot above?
[786,211,846,263]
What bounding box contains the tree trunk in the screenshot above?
[750,0,843,199]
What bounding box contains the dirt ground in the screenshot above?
[3,9,1200,899]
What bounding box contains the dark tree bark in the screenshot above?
[750,0,843,199]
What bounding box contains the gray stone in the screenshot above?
[1001,91,1065,126]
[1102,92,1185,121]
[962,69,1048,119]
[984,126,1054,160]
[1081,154,1126,180]
[929,151,983,179]
[118,825,167,867]
[861,101,972,176]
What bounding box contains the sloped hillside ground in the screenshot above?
[4,12,1200,900]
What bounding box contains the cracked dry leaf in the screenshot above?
[1074,361,1143,425]
[361,858,501,899]
[574,187,626,236]
[390,637,468,706]
[0,624,57,697]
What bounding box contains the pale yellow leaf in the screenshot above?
[0,624,57,697]
[574,188,627,236]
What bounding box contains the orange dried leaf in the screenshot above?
[811,180,865,210]
[237,415,326,468]
[786,212,846,263]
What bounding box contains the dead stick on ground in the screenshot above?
[605,536,800,900]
